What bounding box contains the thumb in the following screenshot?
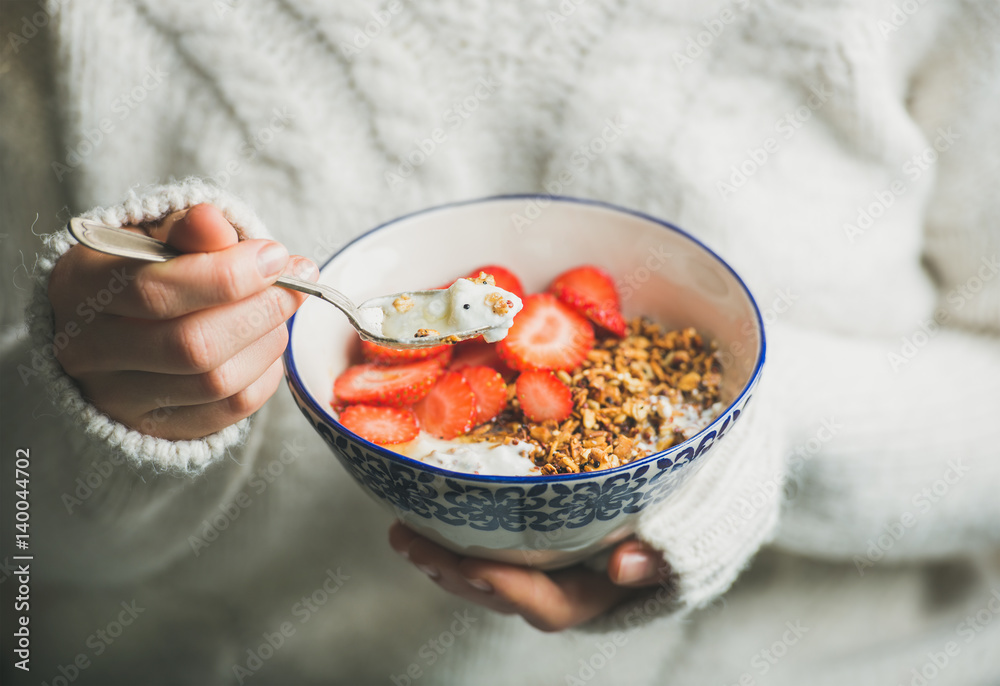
[149,203,240,253]
[607,539,672,587]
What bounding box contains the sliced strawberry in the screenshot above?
[412,372,478,439]
[361,339,453,366]
[339,405,419,445]
[549,265,620,309]
[449,339,516,380]
[549,265,626,337]
[333,358,443,407]
[516,370,573,423]
[497,293,595,371]
[464,265,525,298]
[460,366,508,425]
[585,307,627,338]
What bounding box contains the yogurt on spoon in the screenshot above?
[361,272,523,344]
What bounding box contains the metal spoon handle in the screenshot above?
[69,217,182,261]
[272,274,360,322]
[67,217,361,322]
[67,217,497,349]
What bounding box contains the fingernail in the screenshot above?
[616,551,658,584]
[464,577,493,593]
[288,256,319,280]
[394,547,410,560]
[416,564,439,579]
[257,242,289,278]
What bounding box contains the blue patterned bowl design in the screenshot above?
[284,196,764,569]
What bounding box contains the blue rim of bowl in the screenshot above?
[284,194,766,483]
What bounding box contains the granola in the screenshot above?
[392,295,415,313]
[459,318,723,474]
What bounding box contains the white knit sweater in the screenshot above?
[2,1,999,684]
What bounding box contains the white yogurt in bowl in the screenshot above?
[403,435,541,476]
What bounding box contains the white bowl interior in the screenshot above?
[290,198,761,428]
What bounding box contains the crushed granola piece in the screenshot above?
[484,291,514,315]
[466,271,496,287]
[414,328,438,338]
[677,372,701,391]
[613,436,633,460]
[392,295,415,313]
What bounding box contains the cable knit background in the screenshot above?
[46,0,979,336]
[3,0,1000,684]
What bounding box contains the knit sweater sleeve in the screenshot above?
[2,179,280,585]
[768,324,1000,565]
[23,178,269,471]
[0,4,279,585]
[772,8,1000,565]
[581,382,788,632]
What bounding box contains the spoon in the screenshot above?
[67,218,498,349]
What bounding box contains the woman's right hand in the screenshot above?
[48,204,317,440]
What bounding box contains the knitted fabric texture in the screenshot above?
[25,178,269,473]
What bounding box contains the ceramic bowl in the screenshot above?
[283,196,764,570]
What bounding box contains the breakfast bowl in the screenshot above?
[283,195,765,570]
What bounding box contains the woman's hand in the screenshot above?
[48,204,317,440]
[388,522,671,632]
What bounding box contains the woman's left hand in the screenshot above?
[388,522,671,632]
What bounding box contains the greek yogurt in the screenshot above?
[401,434,540,476]
[633,396,723,454]
[362,274,523,344]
